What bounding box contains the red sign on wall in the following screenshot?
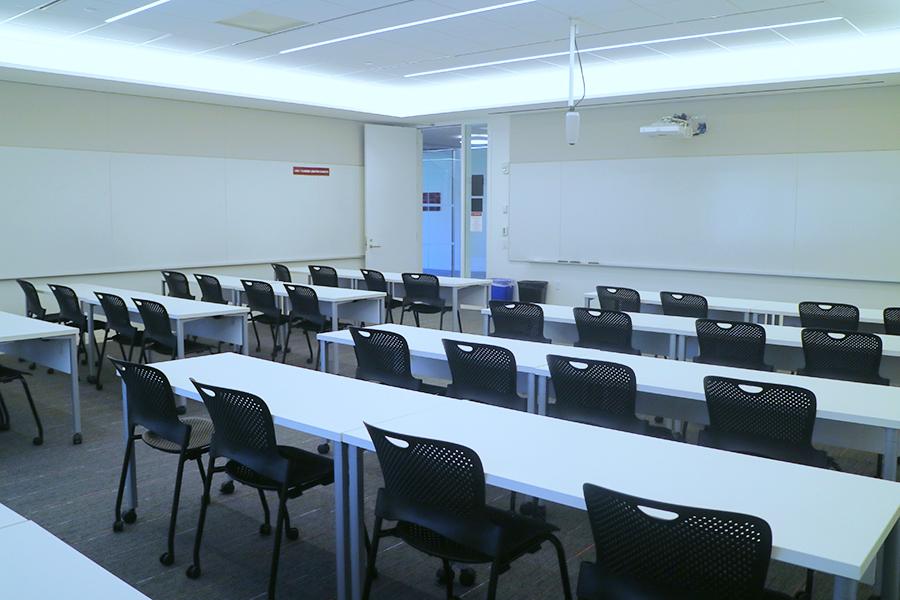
[293,166,330,176]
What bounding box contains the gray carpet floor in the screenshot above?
[0,310,883,599]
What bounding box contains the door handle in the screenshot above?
[367,239,382,249]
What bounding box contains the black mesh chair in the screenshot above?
[400,273,460,331]
[596,287,641,312]
[350,327,430,392]
[17,279,59,322]
[361,269,402,323]
[442,339,525,412]
[269,264,289,283]
[362,423,571,600]
[799,328,888,385]
[162,271,194,300]
[93,292,143,390]
[186,380,334,600]
[572,308,639,355]
[110,359,212,566]
[799,302,859,331]
[48,284,103,366]
[578,483,789,600]
[884,308,900,335]
[660,291,708,318]
[0,366,43,445]
[241,280,292,362]
[547,355,669,438]
[488,301,550,343]
[517,280,548,304]
[308,265,339,287]
[694,319,772,371]
[284,284,331,365]
[133,298,215,363]
[194,274,228,305]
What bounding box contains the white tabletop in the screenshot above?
[319,324,900,431]
[50,284,248,320]
[293,267,491,289]
[0,504,26,531]
[208,273,385,303]
[0,521,151,599]
[0,311,78,343]
[343,401,900,580]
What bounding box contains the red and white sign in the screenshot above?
[293,166,330,176]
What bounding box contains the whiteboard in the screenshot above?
[0,146,363,279]
[508,150,900,282]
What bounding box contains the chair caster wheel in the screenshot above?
[87,375,97,384]
[113,520,124,533]
[47,368,54,375]
[286,527,299,541]
[186,565,201,579]
[32,437,43,446]
[220,481,235,494]
[436,567,455,586]
[176,405,187,415]
[28,362,36,370]
[123,509,137,524]
[459,568,476,586]
[260,523,272,536]
[160,552,174,566]
[306,358,313,365]
[72,433,83,445]
[317,443,330,454]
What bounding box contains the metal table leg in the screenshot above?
[69,336,82,444]
[333,441,350,600]
[348,446,366,600]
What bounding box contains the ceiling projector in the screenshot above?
[640,113,707,138]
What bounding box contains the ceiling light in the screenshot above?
[0,0,67,25]
[405,16,846,77]
[280,0,536,55]
[105,0,172,24]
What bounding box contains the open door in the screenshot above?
[364,124,422,272]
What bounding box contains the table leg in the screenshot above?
[883,428,898,481]
[677,335,686,361]
[160,280,166,295]
[833,576,858,600]
[668,334,677,359]
[86,302,96,380]
[330,302,341,372]
[881,520,899,600]
[348,446,365,600]
[452,288,460,332]
[537,375,547,415]
[175,320,186,410]
[121,379,138,511]
[319,339,328,373]
[241,316,249,356]
[482,313,491,336]
[69,336,82,444]
[334,441,350,600]
[526,374,536,413]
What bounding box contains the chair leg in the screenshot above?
[548,534,573,600]
[439,311,444,330]
[161,452,189,566]
[18,377,43,446]
[282,504,298,540]
[304,330,314,365]
[457,310,463,333]
[399,307,405,325]
[362,517,383,600]
[113,429,137,531]
[0,393,9,430]
[195,457,206,481]
[441,558,455,600]
[267,490,288,600]
[269,325,279,361]
[251,319,262,352]
[414,311,421,328]
[187,457,215,579]
[386,306,394,323]
[282,324,293,364]
[487,560,502,600]
[95,329,110,390]
[509,491,517,512]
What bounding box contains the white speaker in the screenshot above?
[565,110,580,145]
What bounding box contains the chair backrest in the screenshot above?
[48,284,84,325]
[284,284,324,324]
[799,302,859,331]
[191,380,288,484]
[240,279,280,318]
[17,279,46,319]
[161,271,194,300]
[546,354,640,430]
[350,327,418,389]
[660,291,708,318]
[703,376,817,447]
[441,338,522,409]
[694,319,769,370]
[194,274,227,304]
[271,263,292,283]
[581,483,772,600]
[308,265,339,287]
[885,307,900,336]
[572,308,634,353]
[95,292,137,337]
[489,301,548,343]
[596,287,641,312]
[517,280,547,304]
[801,328,886,384]
[360,269,388,294]
[402,272,441,301]
[110,358,187,444]
[133,298,175,348]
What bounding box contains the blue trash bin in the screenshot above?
[491,278,515,301]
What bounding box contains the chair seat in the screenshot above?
[225,445,334,494]
[147,338,215,356]
[698,429,830,468]
[0,365,28,383]
[403,301,449,314]
[39,312,61,323]
[386,297,403,309]
[110,330,143,345]
[251,313,292,326]
[141,417,213,453]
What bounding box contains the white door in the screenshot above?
[364,124,422,271]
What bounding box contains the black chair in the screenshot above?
[187,380,334,600]
[162,271,194,300]
[547,354,669,438]
[272,264,291,283]
[596,287,641,312]
[799,328,888,385]
[578,483,790,600]
[489,301,550,343]
[308,265,339,287]
[284,284,331,365]
[48,284,103,366]
[799,302,859,331]
[572,308,639,355]
[241,280,292,362]
[884,308,900,335]
[110,359,212,566]
[133,298,215,363]
[694,319,772,371]
[0,366,43,445]
[360,269,402,323]
[660,291,708,318]
[442,339,526,412]
[400,273,460,331]
[93,292,143,390]
[194,274,228,305]
[17,279,59,322]
[362,423,571,600]
[517,280,548,303]
[350,327,429,391]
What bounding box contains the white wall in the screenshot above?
[487,85,900,307]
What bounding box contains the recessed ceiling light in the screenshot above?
[105,0,172,24]
[280,0,537,55]
[404,16,846,77]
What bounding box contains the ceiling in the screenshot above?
[1,0,900,117]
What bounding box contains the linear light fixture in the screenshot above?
[0,0,67,25]
[405,16,846,77]
[280,0,536,55]
[105,0,172,24]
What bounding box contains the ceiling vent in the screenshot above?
[217,11,307,34]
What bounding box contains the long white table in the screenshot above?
[0,504,26,531]
[318,324,900,481]
[0,312,81,444]
[294,267,491,332]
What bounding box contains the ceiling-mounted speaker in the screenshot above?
[565,110,581,145]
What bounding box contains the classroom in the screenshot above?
[0,1,898,599]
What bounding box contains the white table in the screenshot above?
[294,267,491,332]
[318,324,900,481]
[0,504,26,531]
[0,312,81,444]
[0,520,151,599]
[343,402,900,600]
